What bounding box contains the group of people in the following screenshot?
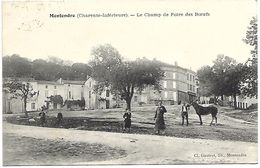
[38,106,63,127]
[39,102,190,134]
[122,101,190,134]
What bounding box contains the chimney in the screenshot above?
[174,61,178,66]
[58,78,63,84]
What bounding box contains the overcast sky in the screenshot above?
[3,0,257,71]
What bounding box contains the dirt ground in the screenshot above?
[6,105,257,142]
[3,133,126,166]
[3,105,258,165]
[3,122,258,165]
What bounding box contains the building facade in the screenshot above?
[229,95,257,109]
[83,77,118,110]
[2,78,86,113]
[132,62,197,106]
[2,61,198,113]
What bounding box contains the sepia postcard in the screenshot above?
[1,0,258,167]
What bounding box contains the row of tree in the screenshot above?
[2,55,92,81]
[197,17,257,108]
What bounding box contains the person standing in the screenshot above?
[56,112,63,127]
[123,109,132,132]
[39,107,46,127]
[181,102,189,126]
[154,101,167,134]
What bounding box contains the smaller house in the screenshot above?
[56,78,85,110]
[83,77,119,109]
[229,95,257,109]
[2,78,38,113]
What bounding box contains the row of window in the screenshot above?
[42,90,84,99]
[164,91,177,99]
[88,90,110,98]
[187,84,196,92]
[165,72,176,79]
[134,91,177,101]
[44,90,58,97]
[45,85,57,89]
[45,85,84,89]
[165,71,195,83]
[163,80,196,92]
[187,73,195,82]
[163,81,177,89]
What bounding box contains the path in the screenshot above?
[3,122,257,165]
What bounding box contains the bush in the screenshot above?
[247,103,258,110]
[209,98,215,104]
[112,104,121,108]
[64,98,85,110]
[138,102,145,106]
[49,95,63,105]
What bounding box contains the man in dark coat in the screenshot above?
[56,112,63,127]
[123,109,131,132]
[154,101,167,134]
[181,102,189,126]
[39,107,46,127]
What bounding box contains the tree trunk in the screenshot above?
[233,94,237,109]
[23,97,28,117]
[126,98,131,111]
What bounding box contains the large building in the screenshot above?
[2,78,86,113]
[132,61,197,106]
[2,61,198,113]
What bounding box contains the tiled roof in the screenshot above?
[36,80,61,85]
[61,80,85,85]
[154,60,195,73]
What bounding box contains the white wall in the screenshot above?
[236,96,257,109]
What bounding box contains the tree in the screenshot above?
[79,97,86,110]
[4,79,37,117]
[71,63,92,80]
[222,63,243,108]
[90,44,164,110]
[243,17,258,60]
[47,56,64,65]
[197,55,243,108]
[3,54,92,81]
[49,95,63,109]
[212,55,237,100]
[32,59,65,81]
[2,54,32,78]
[197,65,215,97]
[241,64,257,98]
[242,17,258,97]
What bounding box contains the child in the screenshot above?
[123,109,131,132]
